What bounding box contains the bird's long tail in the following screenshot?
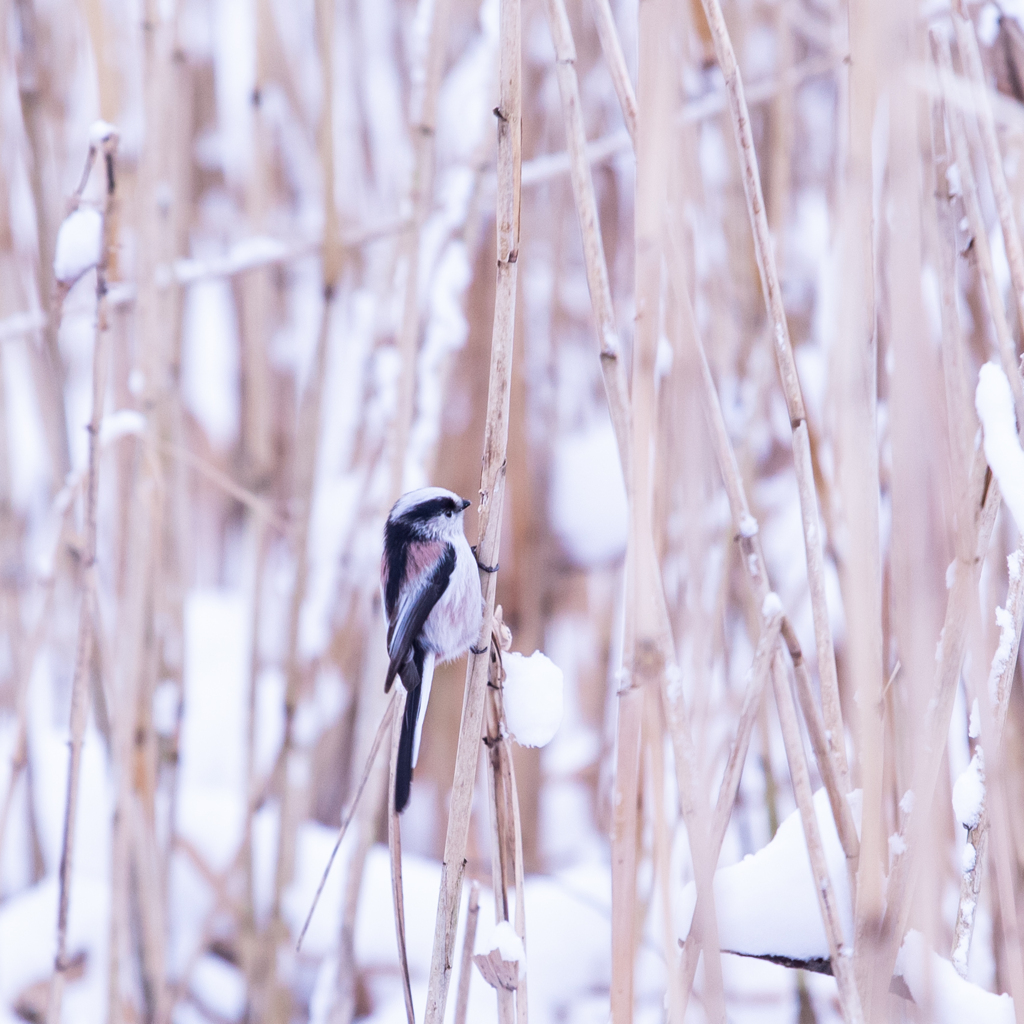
[395,681,421,814]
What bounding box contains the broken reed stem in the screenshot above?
[47,134,118,1024]
[935,35,1024,420]
[669,248,859,1016]
[952,1,1024,337]
[503,733,528,1024]
[485,682,515,1024]
[454,881,482,1024]
[880,444,1001,982]
[389,0,450,498]
[422,0,520,1012]
[677,608,783,1003]
[586,0,637,143]
[543,0,631,484]
[388,689,415,1024]
[696,0,847,788]
[295,688,399,952]
[952,542,1024,973]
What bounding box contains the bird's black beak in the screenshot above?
[460,497,471,510]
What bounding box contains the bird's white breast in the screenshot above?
[421,534,484,660]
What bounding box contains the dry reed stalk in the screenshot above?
[503,732,528,1024]
[388,689,415,1024]
[643,694,683,1024]
[936,35,1024,418]
[454,881,482,1024]
[13,0,70,480]
[46,131,118,1024]
[264,288,333,1020]
[586,0,636,142]
[263,3,344,994]
[695,0,848,791]
[484,683,515,1024]
[541,0,631,483]
[928,54,973,515]
[834,0,885,1007]
[666,256,860,1020]
[952,1,1024,336]
[520,54,843,189]
[422,0,520,1011]
[389,0,451,498]
[239,0,276,485]
[668,228,859,858]
[625,0,726,1018]
[952,540,1024,973]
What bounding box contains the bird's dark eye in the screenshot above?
[445,509,453,518]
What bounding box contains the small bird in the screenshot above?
[381,487,485,812]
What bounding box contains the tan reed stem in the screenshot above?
[542,0,631,483]
[485,681,516,1024]
[936,34,1024,419]
[423,0,521,1012]
[696,0,848,792]
[388,688,415,1024]
[389,0,451,498]
[952,0,1024,338]
[952,542,1024,974]
[454,881,482,1024]
[667,246,860,1021]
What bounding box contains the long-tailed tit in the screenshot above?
[381,487,486,812]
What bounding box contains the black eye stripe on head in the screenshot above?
[399,496,460,523]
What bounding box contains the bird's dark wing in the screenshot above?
[384,543,456,693]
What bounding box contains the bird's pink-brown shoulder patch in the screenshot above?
[404,539,445,583]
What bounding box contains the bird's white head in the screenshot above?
[387,486,472,543]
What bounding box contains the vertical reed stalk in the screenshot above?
[423,0,520,1012]
[454,881,481,1024]
[47,131,118,1024]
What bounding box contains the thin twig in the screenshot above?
[46,130,118,1024]
[388,688,415,1024]
[295,689,399,952]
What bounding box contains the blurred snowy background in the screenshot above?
[1,0,1024,1021]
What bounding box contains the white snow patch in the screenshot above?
[739,512,759,538]
[952,750,986,830]
[181,279,240,449]
[888,832,907,864]
[99,409,146,445]
[503,651,564,748]
[896,929,1014,1024]
[963,842,978,873]
[676,788,861,961]
[900,789,915,815]
[550,421,627,566]
[970,698,981,740]
[947,559,957,589]
[761,591,782,619]
[975,363,1024,535]
[489,920,526,963]
[88,119,118,145]
[53,207,102,284]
